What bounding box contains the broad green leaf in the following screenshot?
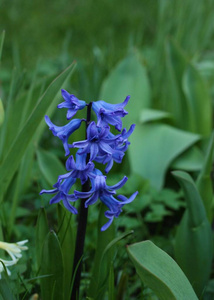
[129,123,200,189]
[182,64,212,136]
[127,240,198,300]
[100,52,151,128]
[36,207,49,269]
[57,204,75,300]
[196,132,214,222]
[0,99,4,127]
[140,109,173,124]
[40,231,64,300]
[171,146,203,171]
[37,148,65,187]
[172,171,213,297]
[0,62,76,198]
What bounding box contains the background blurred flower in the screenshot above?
[0,240,28,278]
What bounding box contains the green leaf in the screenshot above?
[127,240,198,300]
[40,231,64,300]
[57,204,75,300]
[182,64,212,136]
[171,146,203,171]
[36,207,49,269]
[139,109,173,124]
[0,278,16,300]
[88,203,115,299]
[100,52,151,128]
[172,171,213,297]
[0,99,4,127]
[196,132,214,221]
[0,30,5,62]
[164,39,188,129]
[0,62,76,198]
[129,123,200,189]
[108,262,115,300]
[37,148,65,187]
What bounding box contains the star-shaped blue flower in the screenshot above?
[58,89,86,119]
[45,116,83,156]
[40,177,78,214]
[71,121,123,161]
[62,150,94,184]
[92,96,130,131]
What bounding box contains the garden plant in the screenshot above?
[0,1,214,299]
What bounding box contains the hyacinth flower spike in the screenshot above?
[40,177,78,214]
[45,116,83,156]
[58,89,86,120]
[92,95,130,131]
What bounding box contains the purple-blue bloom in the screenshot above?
[72,121,124,161]
[40,91,138,231]
[74,169,137,230]
[45,116,83,156]
[64,150,95,184]
[58,89,86,120]
[40,177,78,214]
[92,95,130,131]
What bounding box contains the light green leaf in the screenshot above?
[129,123,200,189]
[40,231,64,300]
[172,171,213,297]
[127,240,198,300]
[140,109,172,124]
[0,99,4,127]
[0,62,76,197]
[37,148,65,187]
[171,146,203,171]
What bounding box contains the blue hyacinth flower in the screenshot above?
[45,116,83,156]
[58,89,86,120]
[64,150,95,184]
[101,191,138,231]
[74,169,138,230]
[40,177,78,214]
[71,121,124,161]
[92,95,130,131]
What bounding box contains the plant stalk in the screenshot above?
[71,102,92,300]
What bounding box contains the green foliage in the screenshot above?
[172,171,213,297]
[196,132,214,221]
[40,231,64,300]
[0,63,76,198]
[1,1,214,299]
[127,240,198,300]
